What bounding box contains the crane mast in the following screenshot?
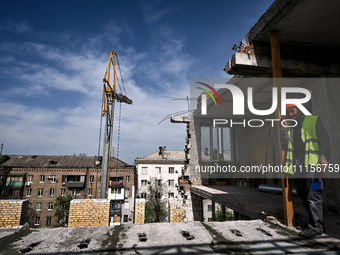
[99,51,132,199]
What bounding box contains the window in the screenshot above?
[67,176,81,182]
[46,217,52,226]
[124,215,129,222]
[88,188,93,196]
[155,167,161,174]
[111,188,121,194]
[125,176,130,183]
[201,126,232,162]
[26,189,32,197]
[60,189,66,196]
[10,176,20,182]
[141,180,147,186]
[140,193,147,199]
[40,175,45,183]
[168,167,175,174]
[168,192,174,198]
[168,180,174,187]
[141,167,148,175]
[38,189,43,197]
[49,189,55,196]
[34,217,40,225]
[72,189,77,196]
[125,188,129,198]
[36,203,42,211]
[48,202,53,211]
[89,175,94,183]
[28,175,33,183]
[208,205,212,211]
[50,175,56,183]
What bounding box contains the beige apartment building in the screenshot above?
[0,155,135,227]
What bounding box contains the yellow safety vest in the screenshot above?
[285,116,320,174]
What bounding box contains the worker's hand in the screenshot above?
[320,158,328,172]
[280,115,289,128]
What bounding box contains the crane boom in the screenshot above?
[99,51,132,199]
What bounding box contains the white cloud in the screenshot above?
[141,1,171,24]
[0,20,195,164]
[0,20,31,33]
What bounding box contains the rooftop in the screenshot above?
[136,150,185,164]
[1,220,340,254]
[0,155,132,169]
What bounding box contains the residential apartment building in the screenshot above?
[0,155,135,227]
[135,146,185,200]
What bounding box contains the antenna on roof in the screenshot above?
[0,143,3,156]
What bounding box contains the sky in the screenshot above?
[0,0,274,165]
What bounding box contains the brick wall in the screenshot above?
[0,199,29,228]
[169,203,185,223]
[134,199,145,224]
[169,198,193,223]
[68,199,110,227]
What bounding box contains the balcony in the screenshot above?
[108,187,125,200]
[66,175,85,188]
[109,181,123,189]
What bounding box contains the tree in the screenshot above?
[54,195,73,227]
[27,201,39,228]
[0,155,11,198]
[144,178,168,223]
[216,206,234,222]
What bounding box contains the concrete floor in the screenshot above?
[1,220,340,255]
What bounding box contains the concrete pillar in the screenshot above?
[222,206,226,221]
[191,192,203,221]
[211,201,216,221]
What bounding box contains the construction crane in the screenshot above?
[99,51,132,199]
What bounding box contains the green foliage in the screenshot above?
[144,178,168,223]
[27,201,39,228]
[54,195,73,227]
[216,207,234,222]
[0,155,10,165]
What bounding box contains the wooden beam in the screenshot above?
[270,30,295,227]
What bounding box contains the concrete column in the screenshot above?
[211,201,216,221]
[190,192,203,221]
[222,206,226,221]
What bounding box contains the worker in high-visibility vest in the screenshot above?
[281,103,330,238]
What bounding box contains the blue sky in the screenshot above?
[0,0,274,164]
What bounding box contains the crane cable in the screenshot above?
[116,102,122,169]
[114,54,125,169]
[115,54,128,97]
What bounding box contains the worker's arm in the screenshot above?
[280,119,289,147]
[316,117,331,170]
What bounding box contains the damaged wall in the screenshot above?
[169,198,194,223]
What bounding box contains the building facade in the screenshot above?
[0,155,135,227]
[135,147,184,200]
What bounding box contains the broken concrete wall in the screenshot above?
[189,120,201,185]
[169,198,194,223]
[0,199,29,228]
[169,201,186,223]
[68,199,110,227]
